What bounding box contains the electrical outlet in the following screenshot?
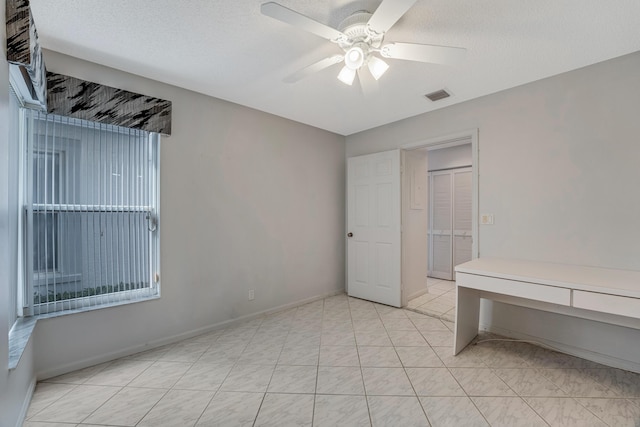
[248,289,255,301]
[480,214,494,225]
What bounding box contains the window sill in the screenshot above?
[8,317,37,370]
[8,294,160,370]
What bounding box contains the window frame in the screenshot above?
[19,111,162,317]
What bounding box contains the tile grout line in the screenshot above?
[194,315,264,427]
[27,293,640,426]
[351,297,375,427]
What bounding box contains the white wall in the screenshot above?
[428,144,471,171]
[347,52,640,367]
[1,4,37,425]
[32,51,346,378]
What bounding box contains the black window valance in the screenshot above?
[47,72,172,135]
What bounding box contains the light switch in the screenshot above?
[480,214,494,225]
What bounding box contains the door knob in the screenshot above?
[347,232,353,237]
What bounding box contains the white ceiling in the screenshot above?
[29,0,640,136]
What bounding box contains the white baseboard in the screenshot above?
[37,289,344,380]
[405,288,430,303]
[480,323,640,374]
[15,377,36,427]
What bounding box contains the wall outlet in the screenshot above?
[248,289,255,301]
[480,214,494,225]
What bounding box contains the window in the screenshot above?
[20,109,161,316]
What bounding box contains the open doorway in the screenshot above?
[403,132,477,320]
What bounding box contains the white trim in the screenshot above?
[36,289,344,380]
[9,64,44,110]
[151,133,161,297]
[32,288,158,315]
[401,129,479,259]
[15,377,36,427]
[480,323,640,374]
[405,287,430,302]
[400,129,477,150]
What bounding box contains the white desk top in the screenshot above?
[455,257,640,299]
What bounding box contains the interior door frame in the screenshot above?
[402,129,479,261]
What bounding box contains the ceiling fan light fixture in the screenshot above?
[344,46,365,70]
[367,55,389,80]
[337,65,356,85]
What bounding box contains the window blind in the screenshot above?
[23,109,160,316]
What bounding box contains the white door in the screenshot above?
[427,167,473,280]
[347,150,401,307]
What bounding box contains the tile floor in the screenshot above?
[24,294,640,426]
[408,278,457,322]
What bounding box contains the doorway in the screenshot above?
[404,131,477,319]
[345,130,478,313]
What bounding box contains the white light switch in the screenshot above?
[480,214,494,225]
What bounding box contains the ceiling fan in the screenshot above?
[261,0,466,87]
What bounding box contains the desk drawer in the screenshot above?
[457,273,571,306]
[573,290,640,319]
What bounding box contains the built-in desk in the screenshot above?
[453,258,640,355]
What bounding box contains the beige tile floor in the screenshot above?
[24,294,640,426]
[408,278,457,322]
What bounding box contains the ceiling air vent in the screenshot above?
[425,89,450,102]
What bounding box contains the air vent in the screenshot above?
[425,89,450,102]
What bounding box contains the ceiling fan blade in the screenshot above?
[381,42,466,65]
[357,68,378,97]
[261,2,346,42]
[283,55,344,83]
[367,0,417,34]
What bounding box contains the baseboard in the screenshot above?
[15,376,36,427]
[405,288,429,303]
[480,323,640,374]
[37,289,344,380]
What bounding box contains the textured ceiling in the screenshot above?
[29,0,640,136]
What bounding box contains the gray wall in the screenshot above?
[1,3,37,425]
[347,52,640,367]
[31,51,346,378]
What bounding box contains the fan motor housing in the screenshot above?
[338,11,383,49]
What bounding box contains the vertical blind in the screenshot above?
[23,109,160,316]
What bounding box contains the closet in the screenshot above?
[428,167,472,280]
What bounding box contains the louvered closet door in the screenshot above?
[429,171,453,280]
[453,168,473,280]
